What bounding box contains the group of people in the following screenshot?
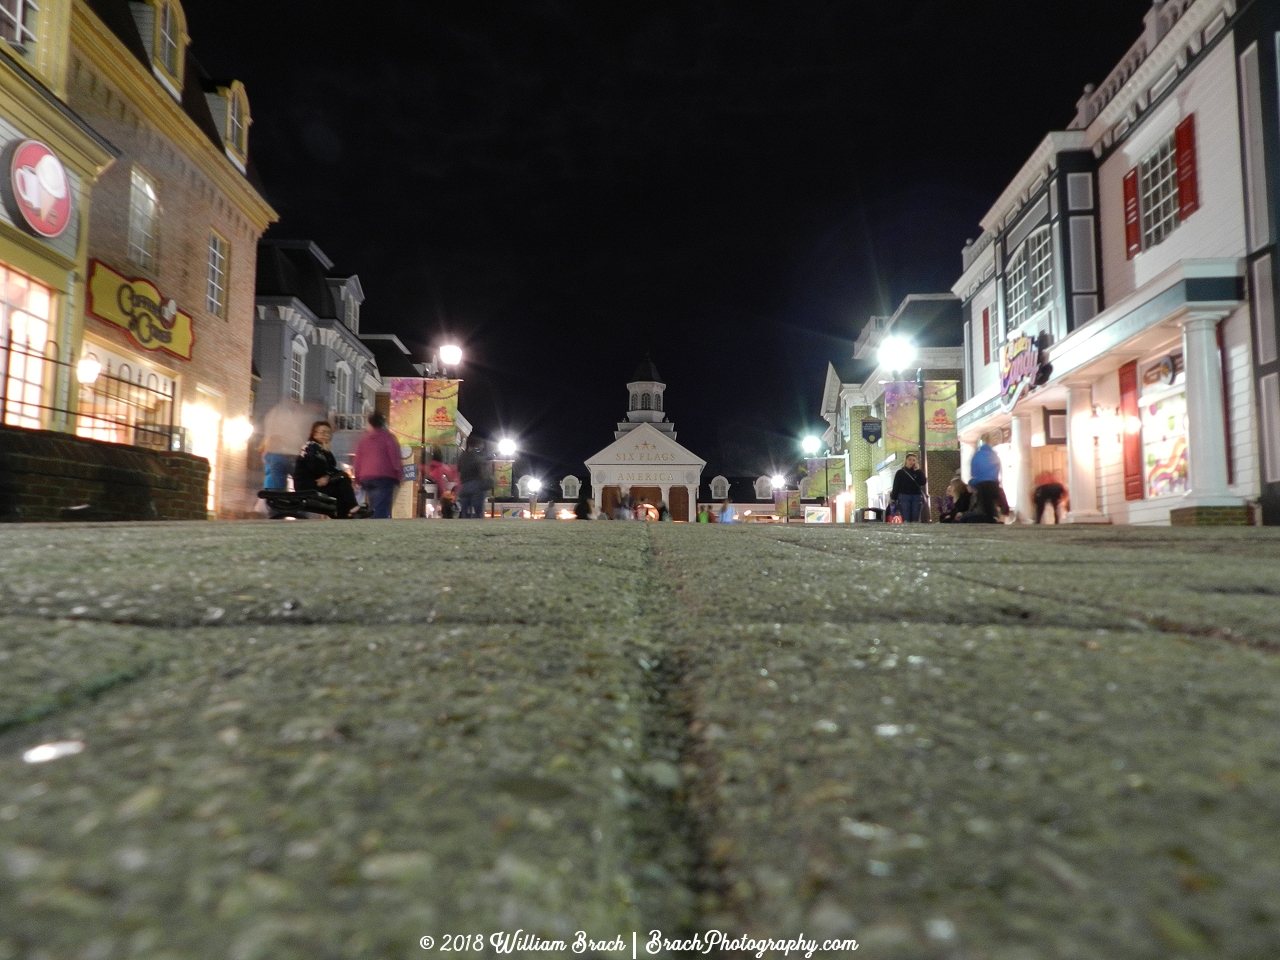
[565,493,673,521]
[262,412,403,519]
[889,441,1069,524]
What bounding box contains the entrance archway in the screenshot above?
[630,486,662,509]
[669,486,689,521]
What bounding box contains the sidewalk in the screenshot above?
[1,521,1278,958]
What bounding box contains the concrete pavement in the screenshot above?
[1,521,1279,959]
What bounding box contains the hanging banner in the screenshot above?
[423,378,460,445]
[861,419,883,444]
[774,489,801,519]
[884,381,959,453]
[999,334,1040,411]
[804,457,848,498]
[492,459,514,497]
[388,378,425,446]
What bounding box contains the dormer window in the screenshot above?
[228,91,244,153]
[141,0,187,97]
[0,0,40,60]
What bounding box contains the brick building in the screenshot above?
[66,0,276,516]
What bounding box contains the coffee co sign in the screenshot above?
[87,260,194,359]
[9,141,71,238]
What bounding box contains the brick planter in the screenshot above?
[0,426,209,522]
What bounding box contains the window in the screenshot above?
[334,364,349,414]
[1,265,54,430]
[128,168,158,270]
[1005,229,1053,331]
[205,232,228,317]
[1027,229,1054,313]
[654,392,662,412]
[641,393,651,410]
[157,2,179,76]
[1139,133,1179,249]
[289,339,306,402]
[630,391,638,410]
[710,476,729,500]
[1006,251,1029,330]
[0,0,39,55]
[228,90,245,154]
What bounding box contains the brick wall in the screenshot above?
[0,426,209,521]
[65,50,267,519]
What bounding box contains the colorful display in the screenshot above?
[1142,389,1188,499]
[884,380,958,454]
[492,459,514,497]
[805,456,848,498]
[388,378,460,446]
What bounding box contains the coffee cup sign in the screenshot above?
[9,141,71,238]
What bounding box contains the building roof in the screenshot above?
[359,335,422,378]
[83,0,268,195]
[630,355,662,383]
[255,240,347,319]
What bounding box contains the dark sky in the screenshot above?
[187,0,1153,481]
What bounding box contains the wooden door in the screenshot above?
[601,486,620,517]
[669,486,689,521]
[630,486,662,505]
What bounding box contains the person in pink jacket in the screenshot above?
[353,412,403,519]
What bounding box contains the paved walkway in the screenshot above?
[1,521,1279,959]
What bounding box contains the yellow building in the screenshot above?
[0,0,114,433]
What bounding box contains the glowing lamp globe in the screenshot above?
[439,344,462,367]
[877,335,917,373]
[497,438,517,457]
[528,478,541,493]
[801,435,821,455]
[770,474,786,490]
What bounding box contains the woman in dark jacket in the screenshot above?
[294,421,360,517]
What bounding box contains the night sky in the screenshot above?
[186,0,1153,481]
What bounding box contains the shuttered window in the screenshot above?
[1124,112,1200,258]
[981,308,991,365]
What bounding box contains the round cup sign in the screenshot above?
[10,141,71,238]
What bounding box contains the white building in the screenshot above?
[954,0,1279,524]
[585,359,705,520]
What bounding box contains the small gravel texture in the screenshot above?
[1,520,1279,959]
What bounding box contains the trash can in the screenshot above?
[856,507,885,522]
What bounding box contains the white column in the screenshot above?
[659,485,670,510]
[1180,311,1241,506]
[687,484,698,521]
[960,440,976,483]
[1065,383,1105,522]
[1010,413,1034,522]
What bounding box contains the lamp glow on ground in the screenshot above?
[877,335,917,373]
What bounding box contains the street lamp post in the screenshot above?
[877,335,929,521]
[528,477,541,520]
[801,434,829,518]
[494,438,516,519]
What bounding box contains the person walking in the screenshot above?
[890,452,927,522]
[456,440,491,519]
[353,412,402,519]
[575,495,594,519]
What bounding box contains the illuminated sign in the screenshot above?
[998,333,1047,412]
[9,141,71,238]
[87,260,193,360]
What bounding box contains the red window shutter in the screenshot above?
[1175,114,1199,220]
[1119,360,1144,501]
[1123,168,1142,259]
[982,308,991,365]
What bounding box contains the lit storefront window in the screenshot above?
[1,266,54,430]
[182,398,222,512]
[1140,357,1188,499]
[76,342,177,449]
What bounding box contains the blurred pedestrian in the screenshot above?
[696,505,710,523]
[657,500,671,521]
[614,493,633,521]
[938,478,972,523]
[575,495,594,519]
[1033,479,1068,524]
[353,412,402,519]
[259,401,313,492]
[457,440,491,519]
[544,499,558,520]
[718,499,735,523]
[890,452,927,522]
[968,441,1006,520]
